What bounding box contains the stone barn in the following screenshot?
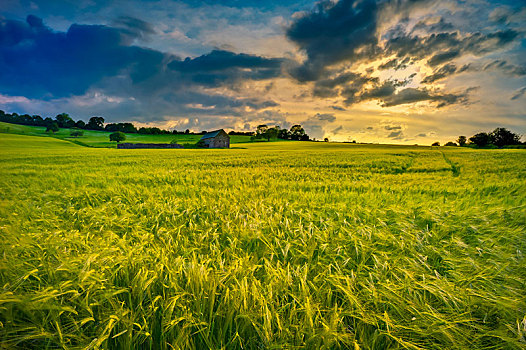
[200,129,230,148]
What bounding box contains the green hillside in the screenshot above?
[0,121,253,147]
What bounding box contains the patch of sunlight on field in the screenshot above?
[1,134,525,349]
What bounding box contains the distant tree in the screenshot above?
[469,132,491,147]
[489,128,521,148]
[277,128,290,140]
[44,117,54,126]
[444,141,457,146]
[87,116,105,130]
[255,124,268,140]
[185,129,190,134]
[70,128,84,137]
[46,122,59,134]
[290,125,306,140]
[324,138,329,142]
[457,136,467,146]
[55,113,75,128]
[263,126,279,141]
[105,122,137,133]
[75,120,86,129]
[201,130,207,134]
[432,141,440,146]
[109,131,126,143]
[31,115,44,126]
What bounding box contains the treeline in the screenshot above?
[251,124,310,141]
[0,110,314,140]
[436,128,523,148]
[0,110,209,135]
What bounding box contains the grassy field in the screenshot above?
[0,133,525,349]
[0,121,253,147]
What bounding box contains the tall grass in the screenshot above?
[0,134,525,349]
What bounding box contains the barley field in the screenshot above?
[0,133,525,349]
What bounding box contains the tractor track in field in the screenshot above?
[440,151,461,176]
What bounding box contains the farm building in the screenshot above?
[200,129,230,148]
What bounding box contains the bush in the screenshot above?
[45,122,59,134]
[432,142,440,146]
[70,128,84,138]
[109,131,126,143]
[489,128,521,148]
[469,132,491,147]
[444,141,457,146]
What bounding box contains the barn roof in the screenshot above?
[201,129,226,140]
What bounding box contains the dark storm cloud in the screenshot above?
[378,57,411,70]
[286,0,380,81]
[0,15,282,119]
[286,0,519,81]
[412,17,455,33]
[380,88,469,108]
[427,50,460,66]
[112,16,156,41]
[313,71,377,99]
[384,30,519,65]
[342,76,415,105]
[421,58,526,84]
[168,50,284,86]
[387,130,404,139]
[483,60,526,76]
[421,63,459,84]
[358,81,397,100]
[332,125,344,134]
[284,0,523,109]
[313,113,336,122]
[0,16,167,98]
[511,86,526,100]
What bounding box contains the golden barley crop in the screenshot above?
[0,134,525,349]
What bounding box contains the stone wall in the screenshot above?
[117,143,183,149]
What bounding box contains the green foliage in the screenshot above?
[444,141,457,146]
[432,141,440,146]
[0,121,253,148]
[109,131,126,142]
[45,122,59,133]
[1,135,525,349]
[105,122,137,133]
[70,128,84,138]
[457,135,467,146]
[470,132,491,147]
[87,116,105,130]
[468,128,521,148]
[55,113,75,128]
[490,127,521,148]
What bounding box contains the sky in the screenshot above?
[1,0,525,144]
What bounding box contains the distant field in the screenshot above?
[0,134,525,349]
[0,121,253,147]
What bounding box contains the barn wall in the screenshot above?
[204,133,230,148]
